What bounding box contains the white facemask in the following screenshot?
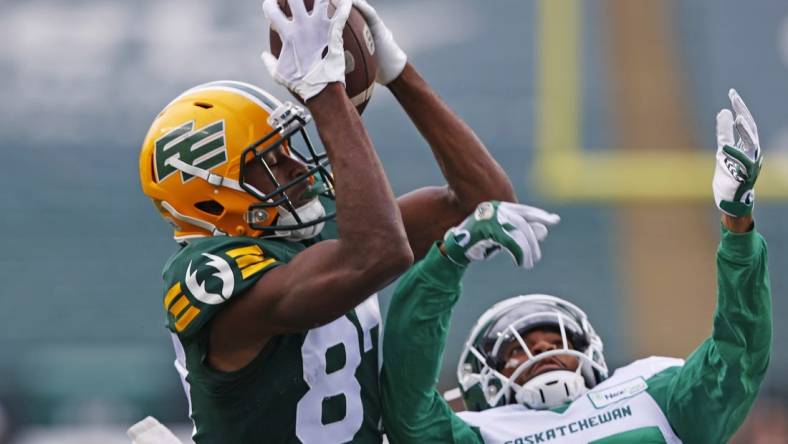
[514,369,588,410]
[276,198,326,241]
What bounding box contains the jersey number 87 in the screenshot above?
[296,297,380,443]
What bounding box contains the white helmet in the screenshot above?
[456,294,608,411]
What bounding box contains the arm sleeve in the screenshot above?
[647,225,772,444]
[381,243,483,444]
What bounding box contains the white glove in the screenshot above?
[713,88,763,217]
[442,201,560,269]
[351,0,407,85]
[127,416,183,444]
[261,0,352,101]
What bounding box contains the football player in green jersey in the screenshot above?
[138,0,516,442]
[381,90,771,443]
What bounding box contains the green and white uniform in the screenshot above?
[381,226,771,444]
[161,216,383,444]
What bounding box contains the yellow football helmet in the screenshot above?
[139,80,334,243]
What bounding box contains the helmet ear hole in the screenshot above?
[195,200,224,215]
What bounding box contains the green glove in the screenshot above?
[442,201,560,269]
[713,89,763,217]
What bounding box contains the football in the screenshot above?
[269,0,378,114]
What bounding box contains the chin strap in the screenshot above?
[275,198,327,240]
[164,155,328,241]
[161,200,226,237]
[514,369,588,410]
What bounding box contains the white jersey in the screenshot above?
[457,357,684,444]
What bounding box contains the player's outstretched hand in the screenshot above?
[442,201,560,269]
[127,416,183,444]
[351,0,407,85]
[261,0,352,101]
[713,88,764,217]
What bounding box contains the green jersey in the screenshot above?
[161,219,383,443]
[381,226,771,444]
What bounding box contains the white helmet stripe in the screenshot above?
[166,80,282,114]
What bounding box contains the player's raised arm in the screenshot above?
[646,89,771,444]
[238,86,411,327]
[139,1,413,439]
[381,202,559,443]
[208,0,412,371]
[352,0,516,259]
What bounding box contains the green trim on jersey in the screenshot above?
[381,227,771,444]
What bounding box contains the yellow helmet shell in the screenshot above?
[140,81,284,242]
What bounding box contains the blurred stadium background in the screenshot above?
[1,0,787,442]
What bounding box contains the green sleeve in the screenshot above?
[381,243,483,444]
[647,225,772,444]
[162,238,281,338]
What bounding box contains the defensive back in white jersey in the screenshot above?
[457,357,684,444]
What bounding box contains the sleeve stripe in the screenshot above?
[241,258,277,280]
[175,306,201,332]
[236,254,264,269]
[169,295,190,317]
[164,282,182,310]
[226,245,264,258]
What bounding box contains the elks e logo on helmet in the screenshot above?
[154,119,228,183]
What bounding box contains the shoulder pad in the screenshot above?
[162,237,280,337]
[604,356,685,386]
